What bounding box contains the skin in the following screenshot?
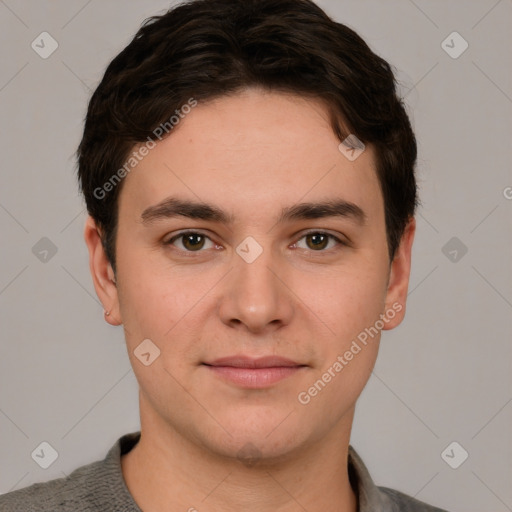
[85,87,415,512]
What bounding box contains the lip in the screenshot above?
[205,355,302,368]
[202,355,307,388]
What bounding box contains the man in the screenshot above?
[0,0,450,510]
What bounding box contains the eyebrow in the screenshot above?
[140,197,366,226]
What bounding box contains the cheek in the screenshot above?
[115,248,223,374]
[293,269,386,423]
[118,270,200,342]
[115,258,167,351]
[116,267,203,403]
[294,261,388,343]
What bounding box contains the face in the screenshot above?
[86,87,414,462]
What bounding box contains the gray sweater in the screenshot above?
[0,431,449,511]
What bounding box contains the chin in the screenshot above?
[196,418,311,465]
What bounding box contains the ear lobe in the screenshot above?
[83,216,122,326]
[382,217,416,330]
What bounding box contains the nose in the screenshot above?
[217,240,295,334]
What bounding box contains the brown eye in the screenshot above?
[167,231,214,252]
[294,232,343,252]
[305,233,329,250]
[181,233,205,251]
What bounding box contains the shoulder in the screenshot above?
[0,432,141,512]
[377,485,451,512]
[0,458,105,511]
[348,445,451,512]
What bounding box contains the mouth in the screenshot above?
[202,355,307,388]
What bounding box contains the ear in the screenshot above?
[83,216,121,326]
[382,217,416,330]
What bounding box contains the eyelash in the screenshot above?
[164,230,346,255]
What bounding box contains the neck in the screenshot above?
[121,397,358,512]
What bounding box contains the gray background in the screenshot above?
[0,1,511,510]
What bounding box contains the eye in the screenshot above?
[164,230,345,254]
[166,231,216,252]
[293,231,344,252]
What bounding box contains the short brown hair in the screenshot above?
[77,0,417,272]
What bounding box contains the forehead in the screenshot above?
[118,88,382,222]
